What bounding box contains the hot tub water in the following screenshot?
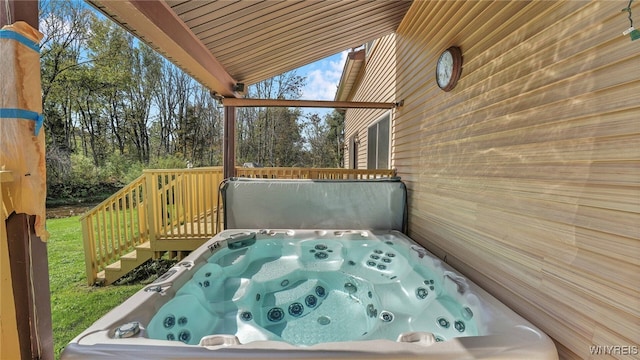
[147,230,479,346]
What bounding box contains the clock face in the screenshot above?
[436,46,462,91]
[436,50,454,88]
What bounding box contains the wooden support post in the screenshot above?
[1,172,20,360]
[0,0,38,26]
[2,2,54,359]
[223,106,236,179]
[6,215,54,360]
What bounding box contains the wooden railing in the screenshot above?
[81,174,148,284]
[81,167,396,284]
[144,168,225,245]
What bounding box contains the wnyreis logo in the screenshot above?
[589,345,638,356]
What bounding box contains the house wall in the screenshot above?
[345,1,639,359]
[344,33,397,169]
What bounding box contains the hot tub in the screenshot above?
[61,229,558,359]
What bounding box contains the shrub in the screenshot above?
[149,154,187,169]
[69,153,103,186]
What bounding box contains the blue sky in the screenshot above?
[298,51,348,102]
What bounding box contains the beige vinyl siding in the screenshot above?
[344,33,397,170]
[345,1,639,359]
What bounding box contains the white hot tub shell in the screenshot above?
[62,229,557,360]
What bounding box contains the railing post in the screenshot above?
[81,217,97,285]
[136,180,146,241]
[145,171,157,249]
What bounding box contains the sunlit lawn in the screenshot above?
[47,216,144,359]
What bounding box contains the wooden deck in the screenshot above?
[80,167,396,285]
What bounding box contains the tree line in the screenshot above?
[40,1,344,202]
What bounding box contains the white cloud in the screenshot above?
[301,51,348,101]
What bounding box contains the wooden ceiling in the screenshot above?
[87,0,412,97]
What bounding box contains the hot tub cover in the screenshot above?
[221,178,407,231]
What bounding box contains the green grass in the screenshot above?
[47,216,144,359]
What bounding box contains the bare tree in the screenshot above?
[237,72,306,166]
[40,0,91,154]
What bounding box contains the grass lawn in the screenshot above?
[48,216,144,359]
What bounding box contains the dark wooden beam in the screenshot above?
[0,0,38,27]
[222,98,398,109]
[2,2,54,359]
[223,106,236,179]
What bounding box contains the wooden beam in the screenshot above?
[223,106,236,179]
[222,98,398,109]
[88,0,238,97]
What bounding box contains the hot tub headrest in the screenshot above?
[221,177,407,232]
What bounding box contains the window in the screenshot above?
[365,40,376,58]
[367,113,390,169]
[349,134,358,169]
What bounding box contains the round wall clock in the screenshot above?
[436,46,463,92]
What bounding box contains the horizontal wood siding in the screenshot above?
[345,1,639,359]
[344,33,397,170]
